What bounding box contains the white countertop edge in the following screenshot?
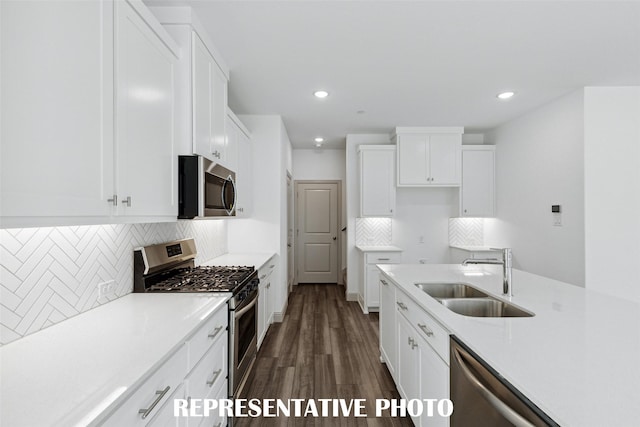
[449,245,500,252]
[355,245,403,252]
[201,252,276,270]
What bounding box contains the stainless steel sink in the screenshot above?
[415,282,489,299]
[439,298,534,318]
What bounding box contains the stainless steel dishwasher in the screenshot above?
[450,336,559,427]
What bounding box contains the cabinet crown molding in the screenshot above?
[392,126,464,138]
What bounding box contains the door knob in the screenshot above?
[332,237,337,241]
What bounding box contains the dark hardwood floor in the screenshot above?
[237,284,413,426]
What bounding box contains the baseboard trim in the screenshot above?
[346,292,358,302]
[273,298,288,323]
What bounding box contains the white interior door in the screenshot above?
[296,182,339,283]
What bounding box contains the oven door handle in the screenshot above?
[234,294,257,318]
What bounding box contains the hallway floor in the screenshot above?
[237,283,413,426]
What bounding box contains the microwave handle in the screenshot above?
[221,175,236,215]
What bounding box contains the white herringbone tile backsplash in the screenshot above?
[0,220,227,346]
[355,218,393,246]
[448,218,484,247]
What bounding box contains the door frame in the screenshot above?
[294,180,343,285]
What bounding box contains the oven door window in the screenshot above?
[236,302,256,365]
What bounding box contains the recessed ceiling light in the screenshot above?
[497,91,515,100]
[314,90,329,99]
[314,137,324,143]
[315,142,323,148]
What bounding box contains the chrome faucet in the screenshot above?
[462,248,513,297]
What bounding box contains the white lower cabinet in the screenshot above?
[379,276,397,379]
[360,252,402,313]
[389,285,450,427]
[101,345,188,426]
[258,258,276,348]
[100,305,228,427]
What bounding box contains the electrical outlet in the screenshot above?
[553,213,562,227]
[98,280,116,299]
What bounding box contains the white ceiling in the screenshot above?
[146,1,640,148]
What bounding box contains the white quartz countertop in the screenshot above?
[355,245,403,252]
[0,293,229,427]
[377,264,640,426]
[202,252,275,270]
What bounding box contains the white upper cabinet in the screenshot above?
[460,146,495,217]
[192,33,228,164]
[394,127,463,187]
[151,9,231,167]
[359,145,396,217]
[0,0,179,227]
[0,0,114,225]
[115,0,178,218]
[227,110,252,218]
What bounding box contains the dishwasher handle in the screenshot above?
[453,346,535,427]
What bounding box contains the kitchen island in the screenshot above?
[378,264,640,426]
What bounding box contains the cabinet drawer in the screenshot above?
[186,335,227,403]
[187,306,228,372]
[365,252,401,264]
[258,257,276,282]
[396,290,450,364]
[101,345,187,426]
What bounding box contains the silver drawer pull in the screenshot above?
[377,258,390,261]
[269,264,275,269]
[396,302,408,311]
[208,326,223,339]
[138,386,170,419]
[260,274,267,280]
[408,337,414,346]
[418,323,434,337]
[380,279,388,286]
[411,341,418,350]
[207,369,223,387]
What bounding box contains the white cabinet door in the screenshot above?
[418,337,450,427]
[379,276,396,379]
[397,134,429,185]
[396,131,462,187]
[115,0,177,217]
[235,128,253,217]
[225,114,239,173]
[397,314,420,402]
[211,64,228,165]
[146,382,184,427]
[0,0,114,223]
[192,33,214,161]
[366,265,381,307]
[191,32,228,165]
[429,134,461,185]
[359,146,396,217]
[461,147,495,217]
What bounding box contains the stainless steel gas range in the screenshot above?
[133,238,258,401]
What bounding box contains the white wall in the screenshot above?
[228,115,293,319]
[394,187,458,263]
[292,149,347,273]
[584,87,640,302]
[484,89,586,286]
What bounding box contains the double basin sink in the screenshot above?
[415,283,534,318]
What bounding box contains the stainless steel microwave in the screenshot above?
[178,155,236,218]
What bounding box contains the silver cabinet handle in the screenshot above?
[396,302,408,311]
[377,258,390,261]
[408,337,414,346]
[418,323,434,337]
[122,196,132,207]
[207,369,223,387]
[380,279,388,286]
[266,283,271,289]
[411,341,418,350]
[107,195,117,206]
[269,264,275,269]
[138,386,170,419]
[260,274,267,280]
[208,326,223,339]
